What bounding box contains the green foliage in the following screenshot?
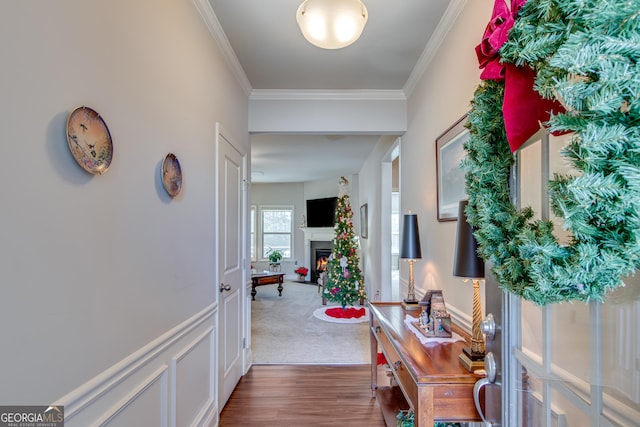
[464,0,640,305]
[395,410,460,427]
[323,194,366,307]
[266,248,283,264]
[396,410,414,427]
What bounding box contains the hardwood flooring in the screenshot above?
[219,364,386,427]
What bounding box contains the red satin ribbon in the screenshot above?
[476,0,564,152]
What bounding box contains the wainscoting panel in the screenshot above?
[98,366,169,427]
[174,328,216,427]
[58,304,218,427]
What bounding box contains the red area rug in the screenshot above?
[313,306,369,323]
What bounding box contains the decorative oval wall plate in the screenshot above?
[162,153,182,198]
[66,106,113,175]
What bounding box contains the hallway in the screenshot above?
[219,365,385,426]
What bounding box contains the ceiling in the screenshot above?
[207,0,454,183]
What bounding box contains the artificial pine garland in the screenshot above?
[463,0,640,305]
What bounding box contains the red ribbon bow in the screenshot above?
[476,0,564,152]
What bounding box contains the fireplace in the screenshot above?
[310,240,332,282]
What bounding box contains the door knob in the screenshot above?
[220,283,231,293]
[481,313,496,341]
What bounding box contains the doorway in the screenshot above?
[381,139,400,301]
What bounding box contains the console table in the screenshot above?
[250,273,284,301]
[369,302,481,426]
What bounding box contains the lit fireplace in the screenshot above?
[310,240,332,282]
[315,251,330,274]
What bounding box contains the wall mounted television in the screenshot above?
[306,197,338,228]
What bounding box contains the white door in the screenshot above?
[503,133,640,426]
[216,125,245,410]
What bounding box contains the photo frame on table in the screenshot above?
[360,203,368,239]
[436,114,470,221]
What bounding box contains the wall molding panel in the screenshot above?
[58,304,218,427]
[173,327,217,427]
[96,366,169,427]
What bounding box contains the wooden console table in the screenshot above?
[250,273,284,301]
[369,302,481,426]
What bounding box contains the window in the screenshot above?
[250,205,256,262]
[391,192,400,269]
[261,206,293,259]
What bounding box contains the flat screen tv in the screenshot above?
[306,197,338,228]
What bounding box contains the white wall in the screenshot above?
[0,0,247,424]
[249,95,406,134]
[303,178,342,200]
[400,0,492,326]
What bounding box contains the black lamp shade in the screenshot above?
[400,213,422,260]
[453,200,484,279]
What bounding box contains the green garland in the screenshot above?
[463,0,640,305]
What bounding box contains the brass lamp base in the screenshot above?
[458,347,484,372]
[403,259,421,311]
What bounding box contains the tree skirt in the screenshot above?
[313,306,369,324]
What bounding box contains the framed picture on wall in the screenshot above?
[436,114,470,221]
[360,203,368,238]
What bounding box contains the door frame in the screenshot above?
[380,138,400,301]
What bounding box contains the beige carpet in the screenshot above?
[250,281,370,364]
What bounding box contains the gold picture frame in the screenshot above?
[436,114,469,221]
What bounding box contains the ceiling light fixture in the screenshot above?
[296,0,368,49]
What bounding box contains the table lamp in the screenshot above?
[400,211,422,310]
[453,199,486,372]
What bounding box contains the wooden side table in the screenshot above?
[369,302,482,426]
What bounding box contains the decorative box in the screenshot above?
[430,310,452,338]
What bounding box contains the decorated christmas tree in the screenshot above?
[324,177,367,308]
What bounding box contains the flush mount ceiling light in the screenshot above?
[296,0,368,49]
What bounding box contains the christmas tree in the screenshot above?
[323,177,367,308]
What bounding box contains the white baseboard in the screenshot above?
[57,304,218,427]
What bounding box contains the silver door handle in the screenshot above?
[474,378,494,426]
[474,351,497,426]
[220,283,231,293]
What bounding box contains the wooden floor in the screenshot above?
[219,364,386,427]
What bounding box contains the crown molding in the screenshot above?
[249,89,406,102]
[192,0,252,96]
[403,0,468,97]
[193,0,467,101]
